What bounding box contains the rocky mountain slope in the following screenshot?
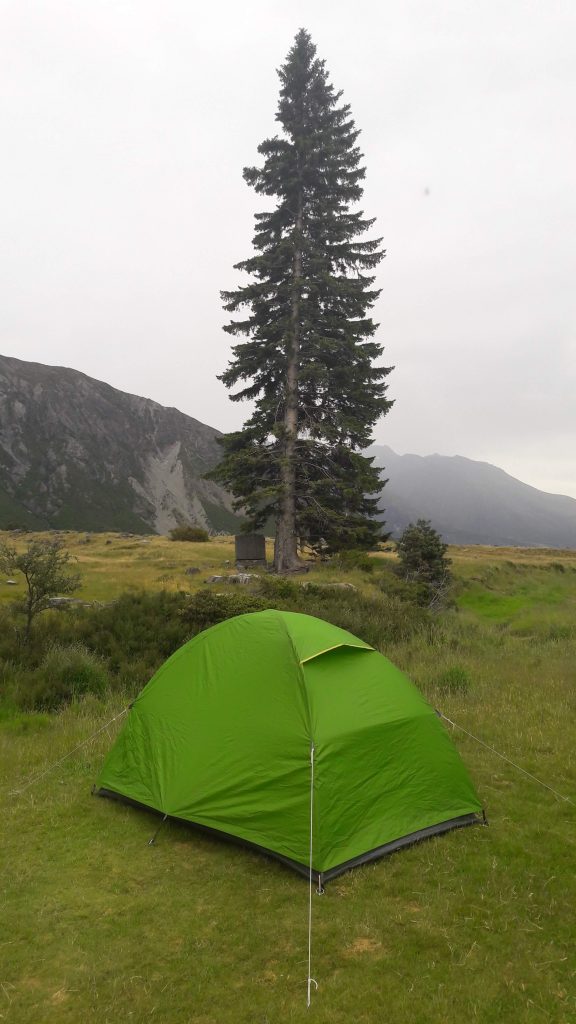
[0,354,237,533]
[370,445,576,548]
[2,355,574,546]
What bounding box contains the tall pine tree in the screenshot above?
[211,29,393,571]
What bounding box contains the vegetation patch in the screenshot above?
[458,590,528,620]
[169,524,210,542]
[1,532,575,1021]
[434,665,472,695]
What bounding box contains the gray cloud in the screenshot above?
[1,0,574,496]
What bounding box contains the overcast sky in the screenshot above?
[1,0,575,496]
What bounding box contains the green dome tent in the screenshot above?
[97,610,482,883]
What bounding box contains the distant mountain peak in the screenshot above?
[1,354,574,547]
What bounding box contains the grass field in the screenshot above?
[1,533,575,1022]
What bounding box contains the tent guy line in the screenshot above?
[307,741,319,1009]
[438,714,575,808]
[7,701,573,814]
[8,706,129,797]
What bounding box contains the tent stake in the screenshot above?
[148,814,168,846]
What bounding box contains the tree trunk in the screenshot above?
[25,595,33,642]
[274,181,303,572]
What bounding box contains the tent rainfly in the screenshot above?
[97,610,483,884]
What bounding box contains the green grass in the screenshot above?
[1,536,576,1021]
[455,558,576,642]
[458,590,529,619]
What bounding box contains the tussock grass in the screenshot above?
[0,531,246,605]
[1,534,576,1021]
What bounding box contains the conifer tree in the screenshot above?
[211,29,393,570]
[396,519,453,608]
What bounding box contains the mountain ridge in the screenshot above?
[0,353,237,534]
[1,354,574,547]
[369,444,576,547]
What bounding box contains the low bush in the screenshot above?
[18,643,110,711]
[180,589,268,633]
[257,577,432,648]
[169,525,210,542]
[375,563,425,605]
[0,577,437,707]
[75,591,191,678]
[0,605,78,669]
[257,576,300,601]
[0,606,21,663]
[181,578,432,650]
[329,549,375,573]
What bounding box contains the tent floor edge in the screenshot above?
[96,788,483,884]
[95,787,321,878]
[321,812,484,882]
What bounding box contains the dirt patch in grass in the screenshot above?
[344,937,384,957]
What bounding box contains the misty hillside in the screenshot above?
[1,354,574,546]
[370,445,576,548]
[0,354,238,534]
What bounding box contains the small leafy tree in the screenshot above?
[0,539,81,640]
[395,519,452,608]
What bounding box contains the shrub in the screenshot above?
[257,576,300,601]
[329,549,374,573]
[256,579,431,648]
[180,589,268,633]
[75,591,191,679]
[0,578,437,709]
[20,643,110,711]
[181,579,431,649]
[375,563,425,605]
[0,604,79,669]
[169,524,210,542]
[0,606,21,663]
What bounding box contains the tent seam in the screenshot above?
[299,642,373,665]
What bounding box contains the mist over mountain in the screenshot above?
[0,354,237,534]
[1,354,574,547]
[370,445,576,548]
